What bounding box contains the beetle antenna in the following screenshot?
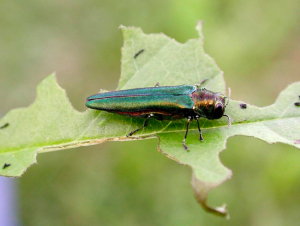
[223,114,232,128]
[225,87,231,107]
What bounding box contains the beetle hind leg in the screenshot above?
[127,114,153,137]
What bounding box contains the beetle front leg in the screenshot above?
[127,114,153,137]
[183,116,192,151]
[195,116,203,141]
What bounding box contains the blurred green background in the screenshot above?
[1,0,300,225]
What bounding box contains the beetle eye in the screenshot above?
[214,103,224,119]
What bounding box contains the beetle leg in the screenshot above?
[199,78,208,86]
[223,114,232,128]
[195,116,203,141]
[127,114,153,137]
[183,116,192,151]
[195,79,208,87]
[154,82,159,87]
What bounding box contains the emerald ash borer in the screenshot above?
[86,81,231,150]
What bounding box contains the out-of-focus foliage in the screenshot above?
[1,0,300,225]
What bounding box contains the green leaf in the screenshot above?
[1,22,300,217]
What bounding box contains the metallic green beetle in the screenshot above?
[86,81,231,150]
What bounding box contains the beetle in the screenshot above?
[86,81,231,150]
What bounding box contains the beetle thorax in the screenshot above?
[191,88,226,119]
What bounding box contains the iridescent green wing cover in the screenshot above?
[86,85,196,118]
[87,85,195,99]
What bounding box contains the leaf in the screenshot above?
[1,22,300,217]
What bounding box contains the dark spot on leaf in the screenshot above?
[294,140,300,144]
[0,123,9,129]
[295,102,300,106]
[134,49,144,58]
[240,103,247,109]
[2,163,11,169]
